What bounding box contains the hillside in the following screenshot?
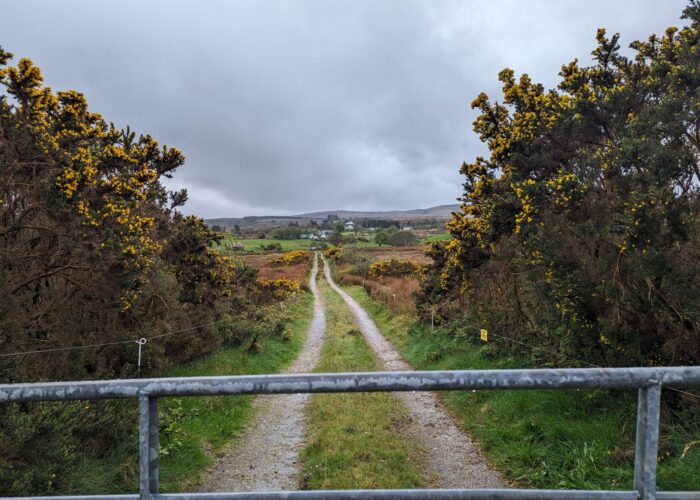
[206,204,459,229]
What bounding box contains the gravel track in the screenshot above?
[194,253,325,492]
[321,255,505,489]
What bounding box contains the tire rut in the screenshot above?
[321,255,505,489]
[193,253,325,492]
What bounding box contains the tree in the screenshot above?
[272,226,302,240]
[0,46,251,380]
[418,5,700,367]
[328,231,344,246]
[388,230,419,246]
[0,48,263,494]
[211,224,222,232]
[374,230,389,246]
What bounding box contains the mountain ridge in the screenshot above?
[206,204,460,228]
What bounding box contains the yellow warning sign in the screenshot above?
[480,328,488,342]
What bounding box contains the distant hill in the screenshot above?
[206,204,460,229]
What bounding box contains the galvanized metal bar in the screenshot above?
[2,367,700,403]
[6,493,699,500]
[3,497,139,500]
[656,493,700,499]
[138,394,155,500]
[155,490,638,499]
[634,383,662,500]
[148,396,159,495]
[0,490,639,500]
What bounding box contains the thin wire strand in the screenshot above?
[0,299,291,359]
[352,283,700,400]
[484,329,700,400]
[0,318,231,358]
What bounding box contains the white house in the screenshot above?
[344,220,355,231]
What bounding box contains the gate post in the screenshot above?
[139,393,159,500]
[634,382,661,500]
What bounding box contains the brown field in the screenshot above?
[335,245,430,315]
[348,245,431,264]
[238,252,311,284]
[339,273,419,315]
[240,246,429,313]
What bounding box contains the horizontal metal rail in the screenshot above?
[2,367,699,500]
[6,492,700,500]
[2,366,700,403]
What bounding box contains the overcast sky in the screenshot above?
[1,0,689,217]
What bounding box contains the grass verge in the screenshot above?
[300,279,423,489]
[343,284,700,492]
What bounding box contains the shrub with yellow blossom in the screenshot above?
[418,6,700,368]
[272,250,312,266]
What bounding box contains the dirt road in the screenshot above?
[322,255,505,489]
[197,253,502,491]
[195,253,326,492]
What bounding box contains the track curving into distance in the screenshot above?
[321,255,505,489]
[195,252,326,492]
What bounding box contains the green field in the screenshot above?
[214,235,380,252]
[421,233,452,243]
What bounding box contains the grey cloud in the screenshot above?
[1,0,688,217]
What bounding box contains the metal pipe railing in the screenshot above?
[2,366,699,500]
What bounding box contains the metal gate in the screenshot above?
[2,366,700,499]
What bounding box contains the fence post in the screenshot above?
[139,393,159,500]
[633,382,661,500]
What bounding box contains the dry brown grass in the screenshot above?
[239,253,310,284]
[353,245,431,264]
[332,246,428,315]
[339,274,419,315]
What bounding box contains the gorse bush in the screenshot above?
[324,246,342,260]
[368,259,422,278]
[417,4,700,367]
[255,278,302,301]
[0,48,258,383]
[0,48,274,495]
[272,250,311,266]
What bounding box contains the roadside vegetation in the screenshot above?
[417,3,700,370]
[9,292,313,496]
[300,278,424,489]
[0,48,316,494]
[344,284,700,491]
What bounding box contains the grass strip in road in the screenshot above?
[343,284,700,492]
[157,292,314,492]
[300,279,423,490]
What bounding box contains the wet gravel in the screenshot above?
[322,255,506,489]
[194,253,326,492]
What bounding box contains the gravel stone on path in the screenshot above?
[322,255,506,489]
[194,253,326,492]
